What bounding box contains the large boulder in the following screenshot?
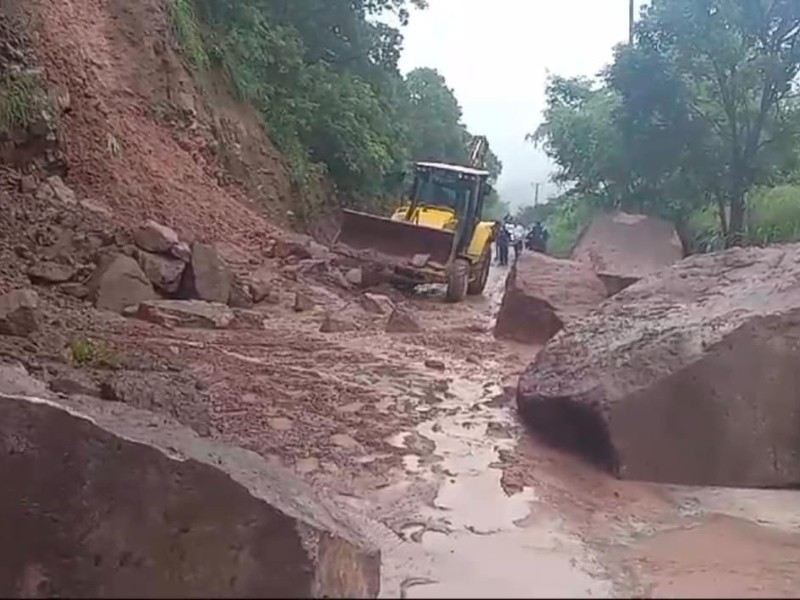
[494,252,608,345]
[571,211,684,294]
[88,254,156,314]
[0,389,381,597]
[0,289,39,336]
[517,244,800,488]
[182,243,232,303]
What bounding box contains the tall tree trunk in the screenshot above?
[727,194,746,247]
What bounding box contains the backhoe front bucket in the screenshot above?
[335,209,455,266]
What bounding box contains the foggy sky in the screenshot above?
[398,0,650,209]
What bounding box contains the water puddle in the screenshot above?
[379,377,611,598]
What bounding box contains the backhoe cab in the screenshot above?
[335,160,496,302]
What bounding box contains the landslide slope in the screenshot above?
[15,0,308,251]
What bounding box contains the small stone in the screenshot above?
[27,261,75,284]
[20,175,37,194]
[320,313,357,333]
[411,254,430,268]
[345,268,363,286]
[424,359,446,371]
[137,252,185,294]
[170,242,192,263]
[228,276,254,309]
[59,283,89,299]
[0,289,39,336]
[331,433,360,450]
[361,293,394,315]
[293,292,315,313]
[133,220,180,253]
[230,309,265,330]
[46,175,77,205]
[295,457,319,475]
[268,417,293,432]
[136,300,234,329]
[385,306,421,334]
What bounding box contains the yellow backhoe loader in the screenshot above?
[334,136,497,302]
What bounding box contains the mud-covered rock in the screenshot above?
[345,268,363,286]
[170,241,192,263]
[0,289,39,336]
[361,293,394,316]
[88,254,156,314]
[27,261,75,284]
[294,292,315,313]
[249,267,276,303]
[137,300,234,329]
[320,312,357,333]
[230,309,266,330]
[137,251,185,294]
[517,244,800,488]
[228,275,254,309]
[385,306,421,334]
[45,175,77,205]
[571,211,683,292]
[133,220,180,254]
[494,252,607,345]
[58,282,89,299]
[0,392,381,598]
[182,243,232,303]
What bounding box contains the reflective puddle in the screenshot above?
[378,377,612,598]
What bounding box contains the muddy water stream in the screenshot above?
[376,373,612,598]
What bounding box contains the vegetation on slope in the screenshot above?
[528,0,800,251]
[166,0,504,219]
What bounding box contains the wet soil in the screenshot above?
[9,261,800,597]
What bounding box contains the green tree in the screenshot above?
[610,0,800,244]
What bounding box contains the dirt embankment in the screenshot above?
[17,0,323,249]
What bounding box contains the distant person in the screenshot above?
[496,221,510,266]
[512,222,525,262]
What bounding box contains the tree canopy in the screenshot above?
[532,0,800,246]
[170,0,503,217]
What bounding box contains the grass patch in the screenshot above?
[69,338,117,369]
[0,71,46,134]
[168,0,209,71]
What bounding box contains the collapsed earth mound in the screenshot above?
[494,252,607,345]
[571,212,684,295]
[0,370,381,598]
[518,244,800,488]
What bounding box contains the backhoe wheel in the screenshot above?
[467,247,492,296]
[445,258,470,303]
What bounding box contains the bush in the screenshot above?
[746,185,800,246]
[0,72,46,135]
[545,196,598,258]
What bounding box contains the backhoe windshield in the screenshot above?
[413,171,472,213]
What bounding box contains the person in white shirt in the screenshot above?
[512,223,525,262]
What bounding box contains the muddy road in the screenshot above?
[29,261,800,598]
[326,264,800,598]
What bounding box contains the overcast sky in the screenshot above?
[398,0,650,208]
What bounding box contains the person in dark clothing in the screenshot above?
[526,221,550,254]
[496,221,510,266]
